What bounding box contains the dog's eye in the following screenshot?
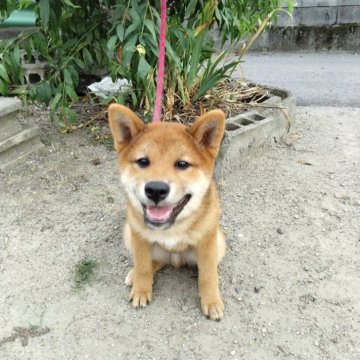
[136,157,150,168]
[175,160,191,170]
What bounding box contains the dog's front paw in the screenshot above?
[130,287,152,308]
[201,297,224,321]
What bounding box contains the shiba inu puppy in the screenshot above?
[108,104,226,320]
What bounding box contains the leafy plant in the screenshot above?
[0,0,293,124]
[74,258,97,289]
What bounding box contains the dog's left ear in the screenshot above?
[190,110,225,158]
[108,104,145,153]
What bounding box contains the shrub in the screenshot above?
[0,0,293,124]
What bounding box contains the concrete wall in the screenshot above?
[250,0,360,51]
[278,0,360,26]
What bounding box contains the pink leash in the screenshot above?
[152,0,167,123]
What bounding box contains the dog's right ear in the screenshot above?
[108,104,145,153]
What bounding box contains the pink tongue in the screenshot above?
[146,205,174,221]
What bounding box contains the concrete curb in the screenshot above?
[0,97,45,171]
[215,85,296,180]
[0,97,22,118]
[252,24,360,52]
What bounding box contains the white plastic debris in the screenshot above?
[87,76,131,98]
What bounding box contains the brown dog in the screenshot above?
[108,104,226,320]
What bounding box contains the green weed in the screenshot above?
[74,258,97,289]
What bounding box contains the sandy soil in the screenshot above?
[0,106,359,360]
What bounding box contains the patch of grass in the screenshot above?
[74,258,97,289]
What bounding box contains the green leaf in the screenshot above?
[121,34,139,67]
[137,57,152,80]
[94,48,102,66]
[129,8,141,26]
[185,0,197,18]
[65,84,78,102]
[10,87,27,96]
[74,58,86,70]
[187,30,206,88]
[195,60,239,100]
[82,48,93,68]
[50,92,62,121]
[0,79,8,96]
[32,31,49,57]
[63,38,78,51]
[0,64,10,83]
[13,46,21,67]
[116,24,125,42]
[63,68,73,86]
[62,0,80,8]
[144,19,156,41]
[39,0,50,28]
[140,34,158,56]
[37,81,52,104]
[123,34,138,52]
[124,23,139,39]
[63,107,76,124]
[131,91,138,108]
[107,34,118,52]
[165,41,181,68]
[285,0,294,13]
[116,94,125,105]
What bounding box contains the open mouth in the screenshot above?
[142,194,191,228]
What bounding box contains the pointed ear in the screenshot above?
[190,109,225,158]
[108,104,145,153]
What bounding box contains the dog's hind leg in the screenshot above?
[152,260,165,274]
[125,261,164,286]
[125,269,134,286]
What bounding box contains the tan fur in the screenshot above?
[108,104,226,320]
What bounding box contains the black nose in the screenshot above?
[145,181,170,204]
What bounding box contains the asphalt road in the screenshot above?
[237,51,360,107]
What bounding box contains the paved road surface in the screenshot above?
[237,51,360,107]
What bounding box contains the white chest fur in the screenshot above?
[152,243,197,267]
[124,223,199,267]
[144,229,198,267]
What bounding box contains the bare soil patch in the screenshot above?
[0,106,359,359]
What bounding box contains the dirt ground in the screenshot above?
[0,106,359,360]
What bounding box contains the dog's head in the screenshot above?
[108,104,225,230]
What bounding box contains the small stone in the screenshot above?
[91,158,101,165]
[300,294,316,304]
[230,350,236,356]
[177,349,187,360]
[276,228,284,235]
[182,305,189,313]
[254,286,262,293]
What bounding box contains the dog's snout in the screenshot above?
[145,181,170,204]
